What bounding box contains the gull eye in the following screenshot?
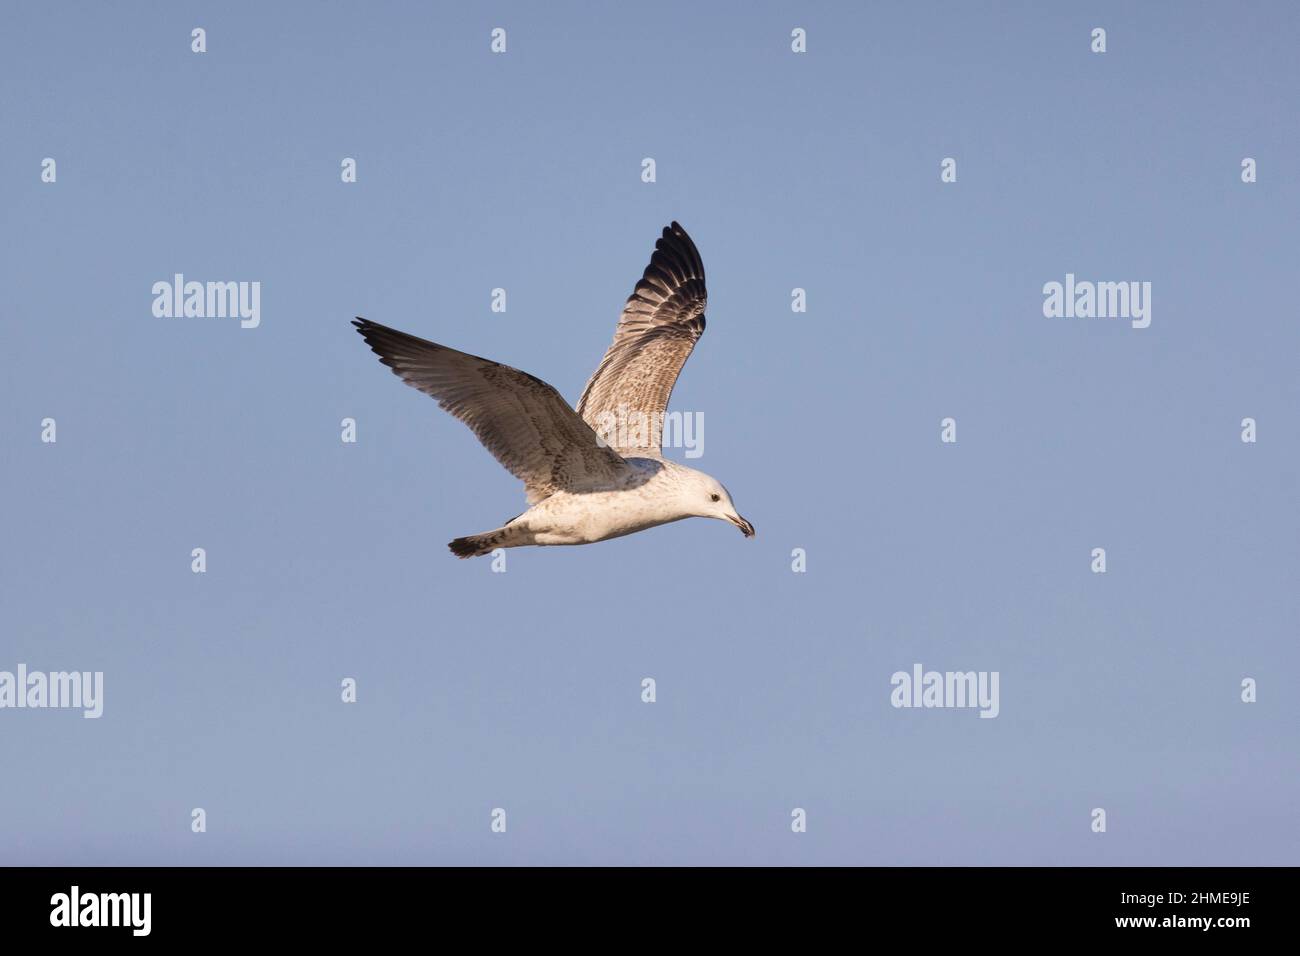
[710,493,720,502]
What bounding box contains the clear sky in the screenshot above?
[2,1,1296,865]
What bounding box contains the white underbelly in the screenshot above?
[530,489,675,544]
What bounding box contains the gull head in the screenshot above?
[678,469,754,538]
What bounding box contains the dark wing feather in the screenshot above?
[576,222,707,456]
[354,318,629,503]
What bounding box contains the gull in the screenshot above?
[353,221,753,558]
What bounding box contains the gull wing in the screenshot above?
[354,318,630,503]
[576,222,707,456]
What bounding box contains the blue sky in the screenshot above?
[1,1,1297,864]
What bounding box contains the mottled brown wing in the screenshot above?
[354,318,630,503]
[576,222,707,456]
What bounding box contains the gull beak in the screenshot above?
[728,514,755,538]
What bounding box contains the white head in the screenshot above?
[676,468,755,538]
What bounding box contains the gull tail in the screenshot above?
[448,527,514,559]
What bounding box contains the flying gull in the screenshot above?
[353,221,753,558]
